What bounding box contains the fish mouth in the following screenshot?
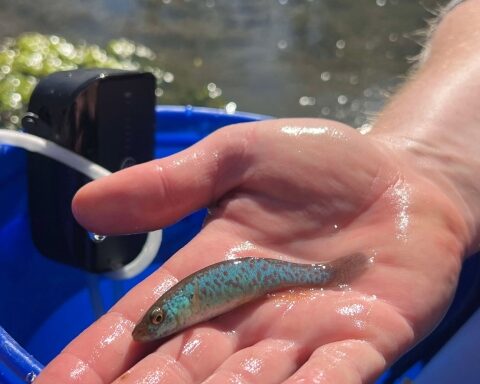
[132,323,151,342]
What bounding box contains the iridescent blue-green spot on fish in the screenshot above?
[132,253,368,342]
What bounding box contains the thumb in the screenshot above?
[72,124,252,235]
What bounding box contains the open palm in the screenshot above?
[36,118,467,383]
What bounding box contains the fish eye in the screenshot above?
[149,307,164,325]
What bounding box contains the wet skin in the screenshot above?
[35,118,467,384]
[35,2,480,381]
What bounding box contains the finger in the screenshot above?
[31,352,103,384]
[202,338,302,384]
[33,266,177,384]
[106,229,272,383]
[114,260,408,384]
[123,287,403,384]
[34,214,404,384]
[111,326,238,383]
[72,124,252,235]
[34,226,264,384]
[282,340,386,384]
[207,287,414,369]
[71,117,373,236]
[111,352,191,384]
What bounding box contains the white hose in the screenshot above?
[0,129,162,280]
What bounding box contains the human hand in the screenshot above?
[35,117,469,383]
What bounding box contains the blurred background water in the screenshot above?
[0,0,449,127]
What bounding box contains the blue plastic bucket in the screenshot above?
[1,106,479,383]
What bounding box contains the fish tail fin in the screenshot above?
[328,252,370,286]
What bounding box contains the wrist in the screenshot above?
[368,0,480,255]
[369,130,477,257]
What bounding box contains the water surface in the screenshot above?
[0,0,448,126]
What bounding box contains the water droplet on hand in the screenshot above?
[88,232,107,243]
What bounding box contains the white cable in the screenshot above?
[0,129,162,280]
[0,129,110,179]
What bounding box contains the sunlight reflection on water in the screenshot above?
[0,0,449,125]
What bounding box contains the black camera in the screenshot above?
[24,69,156,273]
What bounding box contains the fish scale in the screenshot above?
[133,253,367,342]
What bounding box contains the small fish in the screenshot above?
[132,253,368,342]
